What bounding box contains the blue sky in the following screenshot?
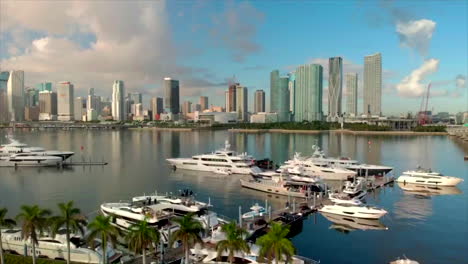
[0,0,466,115]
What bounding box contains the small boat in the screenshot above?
[389,256,420,264]
[242,204,267,219]
[396,167,463,186]
[343,179,365,195]
[329,192,363,205]
[214,168,232,175]
[319,203,387,219]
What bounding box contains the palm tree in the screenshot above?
[169,213,203,264]
[87,215,120,264]
[257,222,295,264]
[125,218,160,264]
[16,205,52,264]
[215,221,250,264]
[0,208,16,264]
[50,201,87,264]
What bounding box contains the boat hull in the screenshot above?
[240,179,308,198]
[319,205,387,219]
[396,175,463,186]
[167,158,261,175]
[348,166,393,176]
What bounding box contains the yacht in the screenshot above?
[242,204,267,219]
[166,141,262,175]
[240,174,323,198]
[257,168,321,183]
[0,153,63,167]
[308,145,393,176]
[0,137,74,161]
[280,153,357,180]
[1,229,121,263]
[328,192,363,205]
[396,168,463,186]
[321,212,388,232]
[319,203,387,219]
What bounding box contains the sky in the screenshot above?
[0,0,466,115]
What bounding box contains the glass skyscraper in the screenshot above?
[346,73,358,116]
[36,82,52,92]
[364,53,382,116]
[254,89,265,113]
[270,70,290,122]
[294,64,323,122]
[164,77,180,114]
[328,57,343,118]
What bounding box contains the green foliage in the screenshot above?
[0,208,16,228]
[126,218,160,254]
[169,213,203,264]
[213,121,340,130]
[216,221,250,264]
[412,125,446,132]
[343,123,392,131]
[87,215,121,264]
[5,254,77,264]
[16,205,52,245]
[257,222,295,264]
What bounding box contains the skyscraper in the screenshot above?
[150,97,163,120]
[57,82,74,121]
[227,83,238,112]
[7,70,25,122]
[225,91,230,111]
[74,97,86,121]
[25,88,39,107]
[294,64,323,122]
[36,82,52,92]
[254,90,265,113]
[164,77,180,114]
[129,92,142,104]
[87,88,101,115]
[182,101,192,116]
[288,73,295,113]
[236,85,248,122]
[112,80,126,121]
[270,70,290,121]
[199,96,208,111]
[346,73,358,117]
[0,72,9,122]
[39,90,57,120]
[364,53,382,116]
[328,57,343,118]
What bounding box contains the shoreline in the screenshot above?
[129,127,194,131]
[228,128,448,135]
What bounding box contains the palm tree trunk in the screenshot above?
[102,235,107,264]
[142,248,146,264]
[66,224,71,264]
[31,241,36,264]
[184,240,189,264]
[0,232,4,264]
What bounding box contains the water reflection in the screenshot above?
[397,182,462,196]
[321,212,388,233]
[393,192,432,222]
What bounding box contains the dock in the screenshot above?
[62,161,108,166]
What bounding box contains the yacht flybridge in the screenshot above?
[166,140,262,174]
[0,136,74,161]
[396,168,463,186]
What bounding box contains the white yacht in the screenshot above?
[242,204,267,219]
[257,168,321,184]
[166,141,262,175]
[328,192,363,205]
[1,229,121,263]
[396,168,463,186]
[240,174,323,198]
[319,203,387,219]
[280,153,357,180]
[0,153,63,167]
[0,137,74,161]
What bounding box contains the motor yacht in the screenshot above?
[241,174,324,198]
[328,192,363,205]
[1,228,121,263]
[396,168,463,186]
[166,141,262,175]
[258,168,321,183]
[280,153,357,180]
[319,203,387,219]
[0,153,63,167]
[0,137,74,161]
[242,203,267,219]
[321,212,388,232]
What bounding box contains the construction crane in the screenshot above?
[418,83,431,125]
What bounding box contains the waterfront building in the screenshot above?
[235,85,248,122]
[74,97,86,121]
[57,81,74,121]
[195,111,237,124]
[193,104,202,112]
[87,88,101,115]
[294,64,323,122]
[250,112,278,123]
[210,105,224,112]
[288,73,295,114]
[36,82,52,92]
[328,57,343,118]
[134,103,143,117]
[24,106,39,121]
[199,96,208,111]
[270,70,290,122]
[227,83,238,112]
[164,77,180,114]
[364,53,382,116]
[346,73,358,117]
[129,92,142,105]
[0,72,9,122]
[39,90,57,121]
[150,97,163,120]
[224,91,229,111]
[112,80,126,121]
[87,109,98,121]
[254,90,265,113]
[25,88,39,107]
[182,101,192,116]
[7,70,25,121]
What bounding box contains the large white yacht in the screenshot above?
[0,153,63,167]
[319,203,387,219]
[1,229,121,263]
[396,168,463,186]
[166,141,262,174]
[0,137,74,161]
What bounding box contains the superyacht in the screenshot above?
[0,153,63,167]
[396,168,463,186]
[0,137,74,161]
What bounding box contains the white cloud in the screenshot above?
[456,74,466,88]
[396,19,436,57]
[396,58,439,97]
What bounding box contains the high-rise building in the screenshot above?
[112,80,126,121]
[294,64,323,122]
[182,101,192,116]
[270,70,290,121]
[346,73,358,117]
[288,73,295,113]
[364,53,382,116]
[328,57,343,118]
[57,82,74,121]
[164,77,180,114]
[7,70,25,121]
[36,82,52,92]
[199,96,208,111]
[227,83,238,112]
[150,97,163,120]
[74,97,86,121]
[236,85,248,122]
[193,104,202,112]
[25,88,39,107]
[225,91,229,111]
[0,72,9,122]
[134,103,143,117]
[39,90,57,120]
[87,88,101,115]
[254,90,265,113]
[130,92,142,104]
[24,106,39,121]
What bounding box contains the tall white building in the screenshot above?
[7,70,25,122]
[346,73,358,117]
[112,80,126,121]
[74,97,86,121]
[57,82,74,121]
[235,85,248,122]
[87,88,101,115]
[328,57,343,118]
[363,53,382,116]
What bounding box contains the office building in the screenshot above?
[134,103,143,117]
[193,104,202,112]
[112,80,126,121]
[0,72,9,122]
[294,64,323,122]
[270,70,290,121]
[164,77,180,114]
[346,73,358,117]
[24,106,39,121]
[129,92,142,105]
[328,57,343,118]
[36,82,52,92]
[199,96,208,111]
[150,97,164,120]
[254,90,265,113]
[87,88,101,115]
[57,81,74,121]
[364,53,382,116]
[74,97,86,121]
[182,101,192,116]
[227,83,238,112]
[236,85,248,122]
[25,88,39,107]
[39,90,57,120]
[7,70,25,121]
[225,91,229,111]
[288,73,295,113]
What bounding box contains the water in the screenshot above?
[0,129,467,264]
